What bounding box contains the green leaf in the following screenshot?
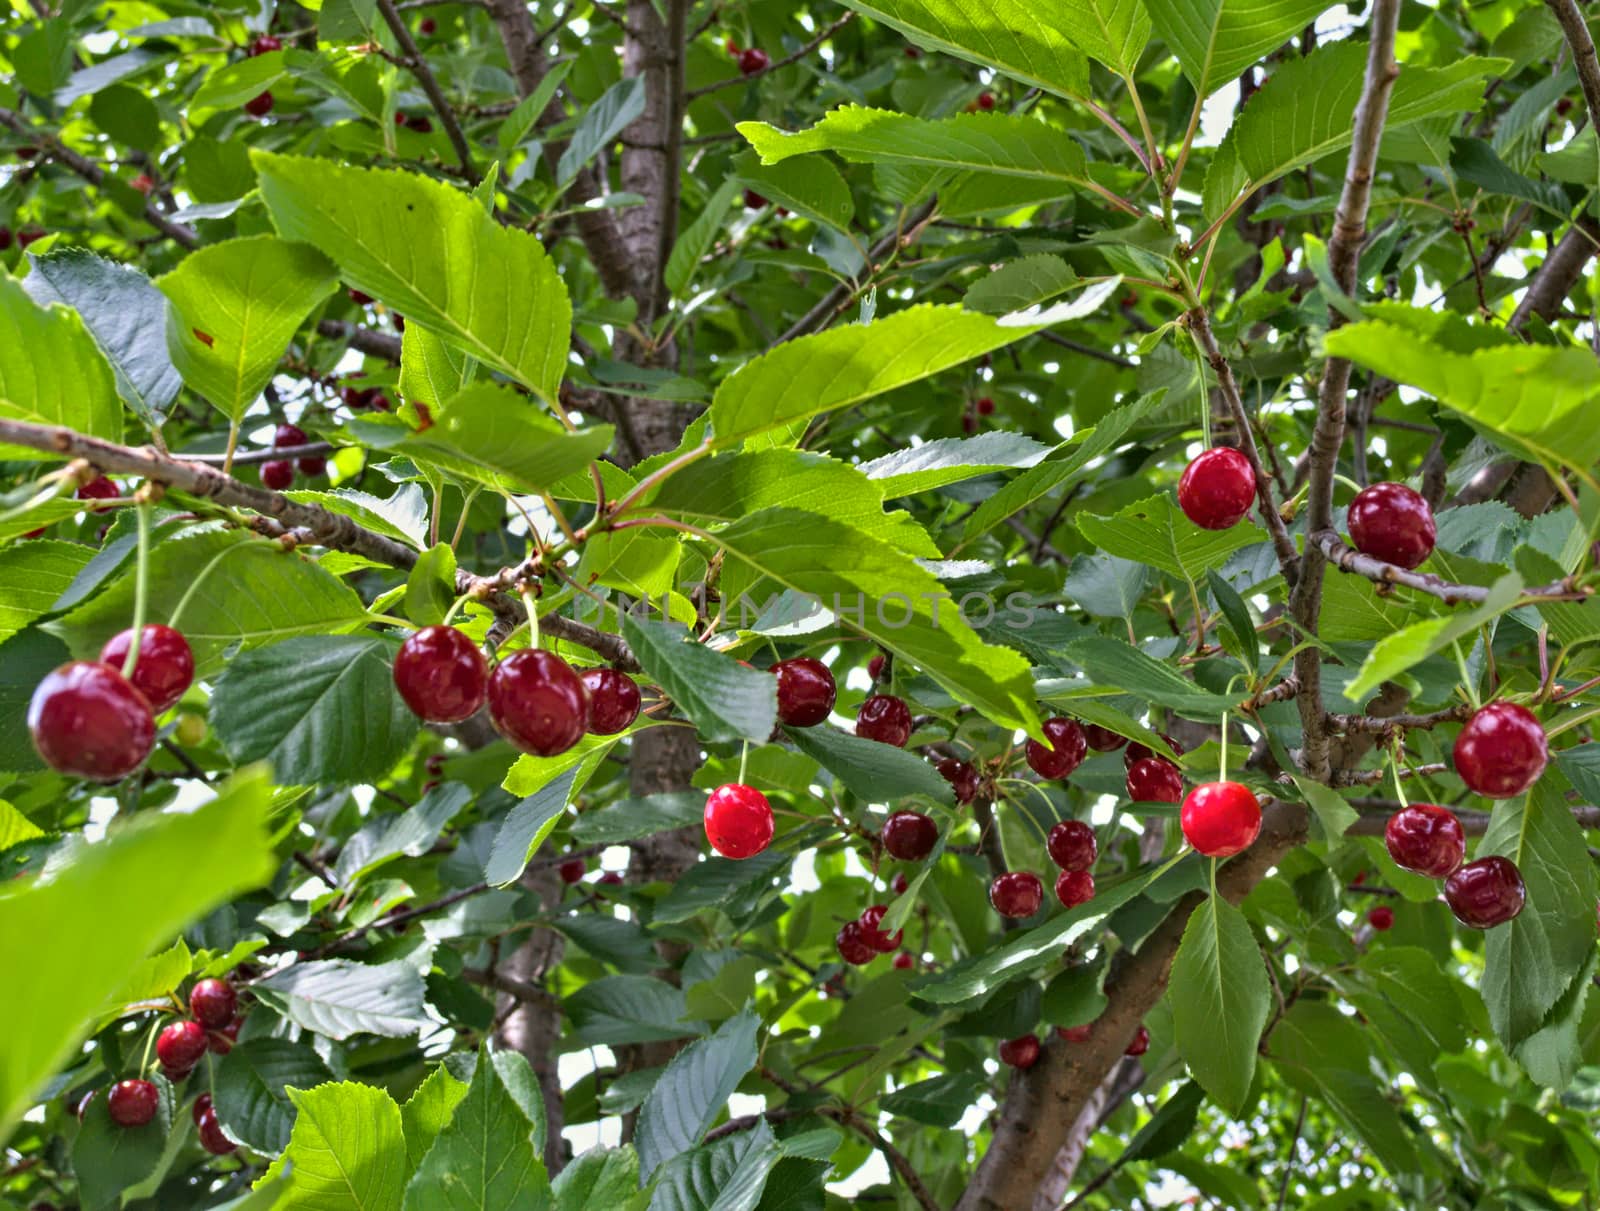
[552,1146,640,1211]
[637,1008,760,1178]
[253,152,572,404]
[191,51,286,114]
[964,254,1081,315]
[265,1082,410,1211]
[400,321,476,412]
[1067,636,1248,719]
[880,1071,988,1128]
[0,628,69,773]
[557,76,645,187]
[1451,135,1572,215]
[732,151,854,233]
[0,769,275,1138]
[572,792,703,845]
[212,635,421,787]
[1206,568,1258,670]
[214,1038,336,1156]
[1077,495,1263,591]
[0,272,122,449]
[486,771,580,888]
[285,485,431,551]
[1141,0,1331,97]
[1169,895,1270,1115]
[622,616,778,744]
[401,1065,470,1172]
[406,543,458,626]
[784,724,954,805]
[654,849,791,926]
[157,235,338,423]
[648,1121,784,1211]
[1042,961,1108,1028]
[336,783,474,884]
[1117,1081,1205,1164]
[1319,572,1418,643]
[254,958,433,1040]
[0,541,95,646]
[859,431,1051,496]
[1061,552,1149,619]
[666,178,741,299]
[1341,573,1525,701]
[565,975,700,1046]
[70,1073,175,1211]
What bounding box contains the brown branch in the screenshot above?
[686,12,855,100]
[1548,1,1600,140]
[1326,762,1448,788]
[315,318,403,363]
[377,0,478,180]
[1327,704,1472,733]
[827,1106,942,1211]
[185,442,334,466]
[1312,530,1590,606]
[462,966,560,1011]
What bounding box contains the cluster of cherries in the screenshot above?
[960,394,997,434]
[259,422,326,492]
[999,1022,1151,1071]
[835,904,906,967]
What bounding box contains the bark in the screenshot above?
[496,862,569,1173]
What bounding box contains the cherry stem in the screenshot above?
[1388,736,1409,808]
[441,591,472,626]
[1332,473,1364,496]
[1218,709,1229,783]
[1193,338,1212,450]
[522,589,540,649]
[122,501,151,681]
[1452,640,1481,708]
[738,740,749,785]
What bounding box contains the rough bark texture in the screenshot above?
[496,862,569,1173]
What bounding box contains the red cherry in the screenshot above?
[16,227,45,247]
[297,455,327,476]
[99,625,194,715]
[196,1105,237,1155]
[579,668,641,735]
[890,872,909,895]
[867,654,886,681]
[1367,906,1395,931]
[260,459,293,490]
[419,16,437,35]
[989,871,1043,919]
[743,189,768,210]
[770,657,836,727]
[130,174,155,195]
[249,34,282,55]
[78,475,118,503]
[1055,869,1095,908]
[394,627,488,724]
[1126,757,1183,804]
[1180,781,1262,858]
[975,91,996,111]
[0,226,10,251]
[1444,856,1525,928]
[107,1079,159,1128]
[1178,447,1256,530]
[597,872,623,886]
[558,858,586,885]
[407,115,434,133]
[882,810,937,861]
[1347,482,1436,569]
[188,978,236,1029]
[192,1092,213,1126]
[961,414,978,434]
[1046,821,1097,871]
[904,45,922,59]
[1124,735,1183,769]
[998,1034,1039,1069]
[487,650,588,756]
[28,662,155,780]
[1085,724,1126,752]
[704,783,774,859]
[835,920,875,965]
[936,757,980,804]
[1453,702,1547,799]
[155,1020,208,1075]
[1057,1024,1092,1043]
[859,905,903,953]
[1125,1025,1150,1056]
[856,694,912,747]
[348,288,373,305]
[273,422,307,449]
[208,1016,241,1054]
[1384,803,1464,877]
[739,47,769,75]
[1026,717,1087,781]
[975,396,995,416]
[892,952,914,970]
[244,91,275,117]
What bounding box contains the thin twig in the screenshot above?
[686,13,855,100]
[1312,530,1589,606]
[376,0,478,180]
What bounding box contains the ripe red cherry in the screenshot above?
[1384,803,1465,878]
[107,1079,159,1128]
[990,871,1043,919]
[1178,447,1256,530]
[579,668,641,735]
[739,47,769,75]
[419,16,437,34]
[893,952,914,970]
[743,189,768,210]
[189,978,236,1029]
[975,91,996,111]
[196,1105,237,1155]
[249,34,282,55]
[208,1017,242,1054]
[1047,820,1096,871]
[1085,724,1126,752]
[192,1092,213,1126]
[975,395,995,415]
[1126,757,1183,804]
[130,173,155,195]
[298,455,327,476]
[867,654,886,681]
[244,90,275,117]
[272,424,305,450]
[835,920,875,966]
[28,662,155,780]
[770,657,836,727]
[260,459,293,490]
[558,858,586,884]
[394,626,488,724]
[597,871,623,886]
[99,625,194,715]
[78,475,118,503]
[1367,906,1395,931]
[1026,717,1087,781]
[882,810,937,861]
[155,1020,208,1075]
[348,288,373,305]
[488,650,588,756]
[1347,482,1436,569]
[856,694,912,747]
[704,783,774,859]
[936,757,980,804]
[998,1034,1039,1069]
[1453,702,1547,799]
[1444,856,1526,928]
[1055,869,1095,908]
[1125,1025,1150,1056]
[859,905,903,953]
[1057,1024,1092,1043]
[1124,735,1183,769]
[891,872,909,895]
[1180,782,1262,858]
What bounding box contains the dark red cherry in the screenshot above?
[100,625,194,714]
[1444,856,1526,928]
[882,810,937,861]
[1453,702,1547,799]
[597,872,623,886]
[192,1092,213,1126]
[78,475,118,503]
[107,1079,159,1128]
[249,34,282,55]
[394,626,488,724]
[936,757,980,804]
[1046,821,1097,871]
[1180,782,1262,858]
[975,395,995,415]
[580,668,641,735]
[407,115,434,133]
[1125,1025,1150,1056]
[419,16,437,34]
[1055,869,1095,908]
[867,654,886,681]
[739,47,769,75]
[1084,724,1126,752]
[989,871,1043,919]
[260,459,293,490]
[975,91,996,111]
[208,1016,241,1054]
[704,783,774,859]
[28,662,155,780]
[1384,803,1464,878]
[273,423,307,448]
[488,650,588,756]
[998,1034,1039,1069]
[348,288,373,305]
[1124,735,1183,769]
[856,694,912,747]
[196,1106,236,1155]
[893,952,914,970]
[1367,906,1394,931]
[835,920,875,966]
[1347,482,1436,570]
[770,657,836,727]
[1126,757,1183,804]
[890,872,909,895]
[298,455,327,476]
[743,189,768,209]
[859,905,903,953]
[558,858,586,884]
[1026,717,1087,781]
[155,1020,208,1075]
[1178,447,1255,530]
[188,978,236,1029]
[244,90,275,117]
[1057,1024,1092,1043]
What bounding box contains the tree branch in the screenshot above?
[377,0,478,180]
[686,12,855,100]
[1547,0,1600,139]
[1312,530,1592,606]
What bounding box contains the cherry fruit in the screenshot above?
[937,757,980,804]
[298,455,327,476]
[580,668,641,735]
[419,16,437,35]
[882,810,937,861]
[273,423,307,448]
[196,1105,236,1155]
[975,91,997,111]
[704,783,774,859]
[975,395,995,415]
[1444,855,1526,928]
[835,920,874,966]
[1057,1024,1092,1043]
[558,858,586,885]
[867,654,885,681]
[155,1020,207,1076]
[859,905,903,953]
[1384,803,1464,878]
[1126,757,1183,804]
[893,952,914,970]
[770,657,836,727]
[998,1034,1039,1069]
[1046,820,1096,871]
[1367,906,1394,931]
[209,1017,241,1054]
[488,650,588,756]
[107,1079,159,1128]
[1348,482,1436,569]
[1178,447,1255,530]
[244,90,275,117]
[891,872,909,895]
[1125,735,1182,769]
[249,34,282,55]
[1125,1025,1150,1056]
[1026,717,1087,781]
[394,626,488,724]
[1453,702,1547,799]
[192,1092,213,1126]
[260,459,293,490]
[1055,869,1095,909]
[100,625,194,715]
[78,475,118,503]
[1085,724,1126,752]
[856,694,912,747]
[189,978,236,1029]
[29,662,155,780]
[990,871,1043,919]
[1180,782,1261,858]
[739,47,769,75]
[744,189,768,210]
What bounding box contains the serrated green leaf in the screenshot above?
[1077,494,1264,591]
[70,1073,175,1211]
[399,321,476,414]
[264,1081,409,1210]
[785,724,955,805]
[214,1038,336,1156]
[401,1065,470,1172]
[553,1146,641,1210]
[255,958,432,1040]
[1170,895,1270,1114]
[565,975,701,1047]
[1341,574,1524,701]
[485,770,579,887]
[667,178,741,300]
[406,543,458,626]
[732,150,854,232]
[1142,0,1331,98]
[0,273,122,451]
[623,616,778,744]
[557,76,644,188]
[0,541,94,646]
[859,431,1051,496]
[637,1008,760,1178]
[964,254,1081,315]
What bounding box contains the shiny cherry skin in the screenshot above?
[990,871,1044,919]
[704,783,774,859]
[208,1017,242,1054]
[28,662,155,781]
[1453,702,1547,799]
[1126,757,1183,804]
[1085,724,1127,752]
[100,625,194,715]
[998,1034,1039,1069]
[1178,447,1256,530]
[859,905,903,953]
[78,475,118,502]
[936,757,981,804]
[580,668,641,735]
[891,872,909,895]
[1125,1025,1150,1057]
[1026,717,1087,781]
[155,1020,208,1075]
[260,459,293,490]
[739,47,769,75]
[1046,820,1096,872]
[1057,1024,1092,1043]
[1055,869,1095,909]
[1348,482,1436,570]
[893,952,914,970]
[394,626,488,724]
[1445,856,1526,928]
[244,90,275,117]
[196,1105,237,1155]
[273,422,307,448]
[1125,735,1183,769]
[975,91,997,111]
[1384,803,1465,878]
[107,1079,159,1128]
[558,858,586,885]
[1180,781,1262,858]
[867,654,886,681]
[835,920,875,966]
[250,34,282,55]
[488,650,588,756]
[189,978,236,1029]
[882,810,938,861]
[1367,906,1395,931]
[856,694,913,747]
[769,657,836,727]
[192,1092,213,1126]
